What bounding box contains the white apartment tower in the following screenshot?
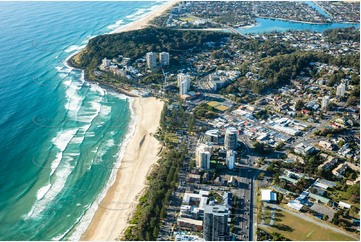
[196,144,212,170]
[146,52,157,69]
[336,83,346,97]
[203,205,230,241]
[180,79,189,95]
[226,150,237,170]
[322,96,330,110]
[159,52,170,66]
[177,73,191,89]
[224,127,238,151]
[179,74,190,95]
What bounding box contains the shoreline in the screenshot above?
[65,1,177,240]
[80,96,164,240]
[113,0,179,33]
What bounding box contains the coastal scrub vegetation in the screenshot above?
[122,103,188,241]
[70,27,230,75]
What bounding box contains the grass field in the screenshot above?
[260,209,357,241]
[179,16,197,22]
[263,206,272,225]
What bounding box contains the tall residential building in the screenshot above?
[146,52,157,69]
[322,96,330,110]
[203,205,229,241]
[336,83,346,97]
[224,127,238,151]
[159,52,170,66]
[177,73,191,89]
[226,150,237,170]
[196,144,212,170]
[180,79,189,95]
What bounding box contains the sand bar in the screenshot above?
[81,97,164,240]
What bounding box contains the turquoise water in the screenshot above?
[304,1,332,19]
[238,17,360,34]
[0,1,163,240]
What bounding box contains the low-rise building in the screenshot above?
[332,163,348,178]
[204,129,220,144]
[177,217,203,231]
[208,74,228,91]
[319,140,334,150]
[186,174,201,184]
[261,189,277,203]
[294,143,315,156]
[318,155,338,171]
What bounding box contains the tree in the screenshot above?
[295,100,304,111]
[188,114,195,133]
[258,172,265,180]
[254,141,265,154]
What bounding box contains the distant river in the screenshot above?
[304,1,332,19]
[238,17,359,34]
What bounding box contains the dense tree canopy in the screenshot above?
[71,27,230,70]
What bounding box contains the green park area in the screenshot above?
[179,16,197,23]
[260,208,357,241]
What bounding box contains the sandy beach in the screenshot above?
[81,97,164,240]
[79,1,178,240]
[113,0,179,33]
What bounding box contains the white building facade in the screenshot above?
[159,52,170,66]
[146,52,157,69]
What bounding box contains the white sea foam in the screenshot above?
[36,183,52,200]
[107,19,124,30]
[67,98,137,241]
[58,73,67,79]
[58,2,166,239]
[93,139,115,165]
[76,93,103,124]
[107,90,129,100]
[71,136,85,144]
[50,128,78,175]
[25,158,74,220]
[90,83,105,96]
[50,152,63,176]
[63,79,72,87]
[99,105,111,116]
[64,82,85,119]
[64,45,86,53]
[52,128,78,152]
[125,8,147,20]
[55,66,63,72]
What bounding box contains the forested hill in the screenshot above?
[70,27,231,69]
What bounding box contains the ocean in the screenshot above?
[0,1,358,241]
[0,1,164,240]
